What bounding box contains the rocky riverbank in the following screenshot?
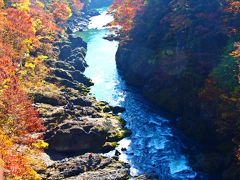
[32,10,134,179]
[41,153,130,179]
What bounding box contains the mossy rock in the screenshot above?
[78,83,90,95]
[112,129,131,141]
[103,106,112,113]
[115,116,126,127]
[101,142,119,152]
[95,101,107,107]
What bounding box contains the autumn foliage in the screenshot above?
[50,1,72,23]
[0,0,83,179]
[112,0,240,176]
[110,0,145,34]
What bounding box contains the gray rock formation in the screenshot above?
[44,153,130,180]
[34,9,137,180]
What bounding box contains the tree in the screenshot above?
[110,0,145,34]
[50,1,72,23]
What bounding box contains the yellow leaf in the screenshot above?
[25,62,36,69]
[32,140,49,149]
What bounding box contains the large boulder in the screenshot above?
[46,117,122,153]
[71,96,92,106]
[54,68,73,81]
[69,35,87,49]
[111,106,126,114]
[47,125,107,153]
[71,57,87,72]
[33,92,67,106]
[55,61,75,71]
[45,76,84,91]
[65,48,88,72]
[71,47,87,59]
[59,45,72,60]
[44,153,130,180]
[70,70,93,87]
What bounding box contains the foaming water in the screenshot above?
[80,7,197,179]
[88,8,114,29]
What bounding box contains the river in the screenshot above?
[79,7,198,180]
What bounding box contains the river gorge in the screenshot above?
[79,7,199,180]
[1,0,239,179]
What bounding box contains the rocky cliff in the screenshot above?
[115,0,240,178]
[33,10,132,179]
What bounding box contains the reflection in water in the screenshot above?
[80,8,197,179]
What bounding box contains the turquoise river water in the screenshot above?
[80,8,199,180]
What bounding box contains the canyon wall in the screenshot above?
[116,0,240,178]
